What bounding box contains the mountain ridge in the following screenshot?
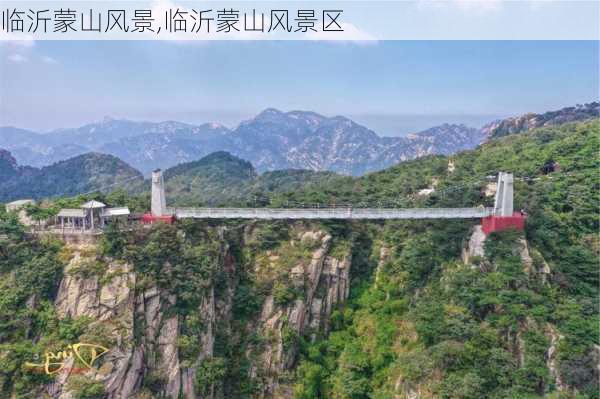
[1,102,597,176]
[0,152,144,202]
[162,151,345,207]
[482,102,599,139]
[0,109,485,176]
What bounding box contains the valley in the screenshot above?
[0,118,597,398]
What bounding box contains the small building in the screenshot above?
[5,199,35,212]
[483,182,497,197]
[56,201,131,231]
[447,160,456,173]
[56,208,88,231]
[5,199,35,226]
[417,188,435,196]
[100,207,130,227]
[81,200,106,230]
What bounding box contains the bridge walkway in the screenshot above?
[168,207,494,220]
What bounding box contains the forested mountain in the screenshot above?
[162,151,346,206]
[0,152,144,202]
[0,119,597,398]
[286,119,599,398]
[0,149,22,180]
[0,148,344,206]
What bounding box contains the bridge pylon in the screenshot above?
[493,172,514,217]
[151,169,167,216]
[482,172,525,235]
[143,169,174,224]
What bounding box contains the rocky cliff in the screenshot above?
[482,102,599,139]
[245,230,351,397]
[456,227,590,398]
[38,223,353,398]
[2,214,596,398]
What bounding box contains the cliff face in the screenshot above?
[43,224,352,399]
[245,230,351,397]
[5,212,594,399]
[45,246,136,398]
[458,228,574,397]
[3,217,596,398]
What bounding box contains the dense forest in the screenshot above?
[0,120,597,398]
[289,120,599,398]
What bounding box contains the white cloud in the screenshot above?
[1,34,35,64]
[454,0,502,13]
[418,0,503,14]
[305,22,378,44]
[0,34,35,48]
[7,54,27,63]
[41,56,58,64]
[9,38,35,48]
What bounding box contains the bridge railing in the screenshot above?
[166,207,494,220]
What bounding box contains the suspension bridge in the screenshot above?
[147,170,524,233]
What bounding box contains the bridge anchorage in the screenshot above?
[143,170,525,235]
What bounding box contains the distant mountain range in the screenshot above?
[1,102,598,203]
[0,109,487,176]
[3,103,597,177]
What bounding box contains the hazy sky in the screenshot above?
[0,40,598,136]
